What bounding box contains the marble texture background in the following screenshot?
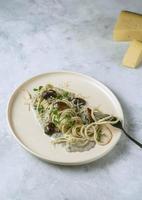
[0,0,142,199]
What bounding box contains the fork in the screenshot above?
[112,121,142,148]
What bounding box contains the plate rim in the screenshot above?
[6,70,124,165]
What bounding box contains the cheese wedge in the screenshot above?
[113,11,142,41]
[122,40,142,68]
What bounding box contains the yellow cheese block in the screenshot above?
[122,40,142,68]
[113,11,142,41]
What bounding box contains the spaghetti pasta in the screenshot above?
[28,84,119,152]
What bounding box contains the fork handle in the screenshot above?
[122,128,142,148]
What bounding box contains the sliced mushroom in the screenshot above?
[54,102,70,111]
[87,108,94,123]
[72,98,86,107]
[42,90,57,100]
[44,122,56,136]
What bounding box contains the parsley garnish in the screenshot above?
[33,88,38,91]
[57,94,63,100]
[63,91,69,97]
[33,86,43,92]
[38,86,43,90]
[37,105,44,114]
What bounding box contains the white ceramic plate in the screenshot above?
[7,71,124,165]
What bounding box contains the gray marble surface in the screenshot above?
[0,0,142,199]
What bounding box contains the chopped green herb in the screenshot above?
[63,91,69,97]
[39,86,43,90]
[33,86,43,92]
[57,94,63,100]
[51,107,60,124]
[51,107,58,115]
[53,115,60,124]
[33,88,38,91]
[38,105,44,114]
